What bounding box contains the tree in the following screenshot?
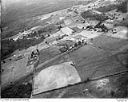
[1,39,16,60]
[117,1,127,13]
[74,43,77,47]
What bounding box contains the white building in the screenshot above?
[64,19,73,26]
[88,20,99,27]
[103,19,114,29]
[60,27,74,35]
[77,23,87,29]
[51,31,65,38]
[62,36,75,41]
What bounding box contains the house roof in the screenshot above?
[61,27,73,35]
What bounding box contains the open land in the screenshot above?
[1,0,128,98]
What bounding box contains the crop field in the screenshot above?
[38,46,61,64]
[90,35,128,51]
[33,72,128,98]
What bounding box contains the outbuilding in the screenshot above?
[111,26,128,39]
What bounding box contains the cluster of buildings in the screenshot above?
[11,26,43,41]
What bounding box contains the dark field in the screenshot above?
[38,46,61,64]
[90,35,128,51]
